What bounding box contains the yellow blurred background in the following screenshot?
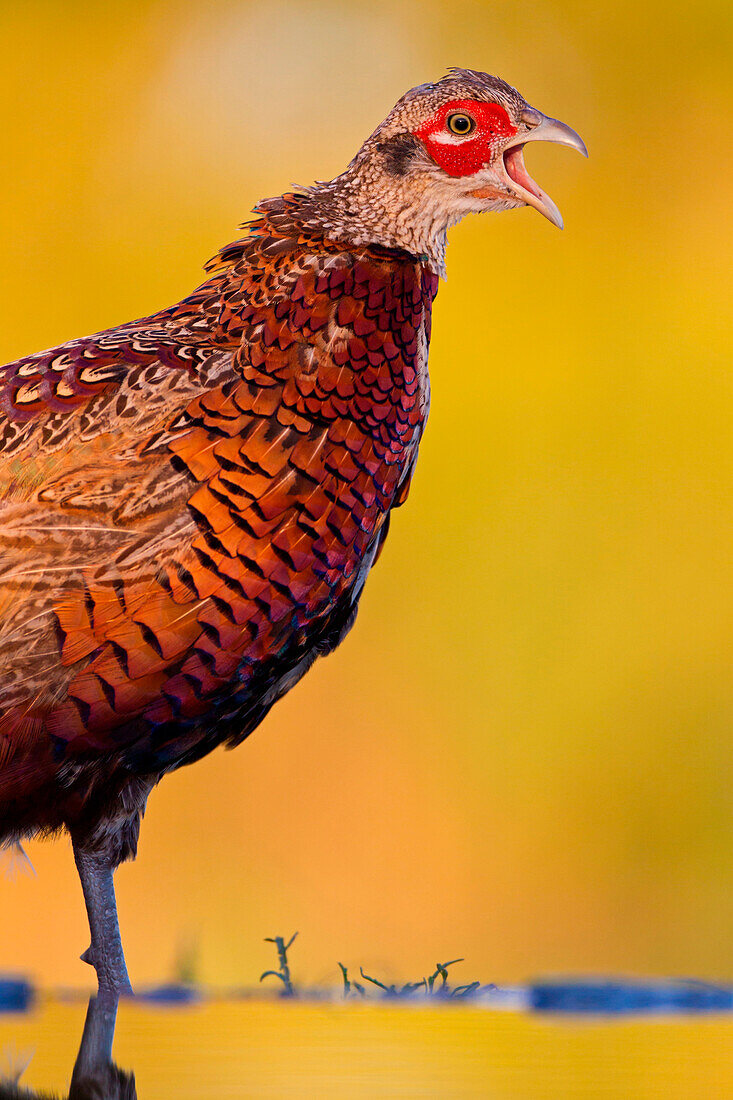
[0,0,731,992]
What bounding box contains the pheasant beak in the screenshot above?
[500,111,588,230]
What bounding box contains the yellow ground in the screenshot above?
[2,1000,733,1098]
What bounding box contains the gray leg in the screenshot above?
[73,844,133,997]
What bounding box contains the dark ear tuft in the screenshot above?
[376,133,423,176]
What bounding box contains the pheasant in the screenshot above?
[0,69,585,995]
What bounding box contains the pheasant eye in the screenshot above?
[446,112,475,137]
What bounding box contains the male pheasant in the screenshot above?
[0,69,585,994]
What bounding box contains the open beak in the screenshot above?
[501,112,587,229]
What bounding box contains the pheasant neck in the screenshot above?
[301,171,453,279]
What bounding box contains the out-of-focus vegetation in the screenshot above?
[0,0,731,992]
[258,933,490,999]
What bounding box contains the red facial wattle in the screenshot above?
[415,99,518,178]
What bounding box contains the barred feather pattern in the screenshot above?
[0,194,438,855]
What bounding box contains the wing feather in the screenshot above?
[0,203,437,784]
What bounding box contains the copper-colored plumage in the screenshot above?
[0,196,436,848]
[0,69,585,993]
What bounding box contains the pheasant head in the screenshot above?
[304,68,587,276]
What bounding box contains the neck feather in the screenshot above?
[294,161,454,278]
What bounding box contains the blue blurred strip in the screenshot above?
[0,977,34,1013]
[529,979,733,1015]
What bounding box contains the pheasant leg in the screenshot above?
[73,844,133,997]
